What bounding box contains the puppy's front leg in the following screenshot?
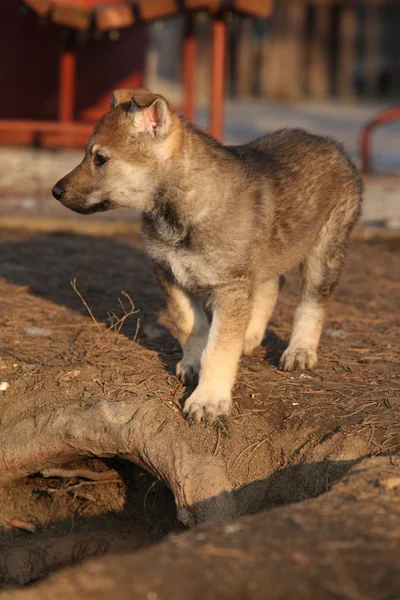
[183,284,251,425]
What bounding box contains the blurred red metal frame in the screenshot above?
[0,0,274,147]
[360,106,400,174]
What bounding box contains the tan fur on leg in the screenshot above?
[183,286,250,424]
[243,277,280,356]
[280,300,324,371]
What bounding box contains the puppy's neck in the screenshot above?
[147,119,237,223]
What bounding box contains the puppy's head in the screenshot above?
[52,89,177,214]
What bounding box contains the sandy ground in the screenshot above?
[0,223,398,588]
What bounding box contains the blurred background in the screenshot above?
[0,0,399,228]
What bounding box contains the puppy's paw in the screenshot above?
[176,359,200,386]
[243,333,263,357]
[183,388,231,425]
[279,347,318,371]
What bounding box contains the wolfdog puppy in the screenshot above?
[53,89,362,424]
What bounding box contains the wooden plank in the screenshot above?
[41,131,91,148]
[303,0,385,4]
[263,0,305,98]
[337,5,357,97]
[389,3,400,97]
[51,0,126,7]
[185,0,273,16]
[287,0,306,98]
[236,17,253,98]
[182,13,198,122]
[308,4,330,98]
[234,0,274,18]
[52,5,92,29]
[275,0,305,98]
[196,11,211,104]
[364,2,381,97]
[23,0,51,15]
[0,120,93,132]
[137,0,179,21]
[96,4,135,30]
[259,27,270,97]
[183,1,221,12]
[305,0,389,5]
[262,0,286,97]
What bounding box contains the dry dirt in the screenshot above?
[3,453,400,600]
[0,223,399,591]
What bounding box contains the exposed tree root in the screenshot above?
[0,400,237,527]
[2,453,400,600]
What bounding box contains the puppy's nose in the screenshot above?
[52,184,64,201]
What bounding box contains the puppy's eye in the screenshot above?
[94,153,108,167]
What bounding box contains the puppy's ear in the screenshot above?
[110,89,132,109]
[110,88,151,109]
[128,92,171,138]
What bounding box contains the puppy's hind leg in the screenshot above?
[243,277,282,356]
[280,193,361,371]
[279,291,325,372]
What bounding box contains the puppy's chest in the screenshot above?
[142,214,219,290]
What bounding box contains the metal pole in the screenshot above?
[58,33,76,123]
[360,106,400,174]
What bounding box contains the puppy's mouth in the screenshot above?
[69,200,113,215]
